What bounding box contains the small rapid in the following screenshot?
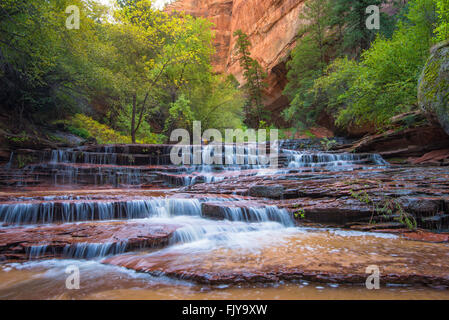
[0,198,203,224]
[284,150,388,171]
[26,242,129,260]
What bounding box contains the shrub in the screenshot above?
[66,114,132,144]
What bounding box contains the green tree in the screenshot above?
[329,0,388,57]
[312,0,439,130]
[0,0,244,144]
[0,0,107,124]
[163,94,194,135]
[233,29,268,128]
[108,0,214,142]
[282,0,332,129]
[187,74,245,131]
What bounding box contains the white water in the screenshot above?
[0,197,203,224]
[18,210,295,260]
[285,150,388,171]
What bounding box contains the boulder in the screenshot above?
[418,40,449,136]
[249,184,284,199]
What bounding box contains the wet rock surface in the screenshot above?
[249,185,285,199]
[0,221,180,261]
[1,142,449,292]
[103,231,449,287]
[373,229,449,243]
[186,166,449,229]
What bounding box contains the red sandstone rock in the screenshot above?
[0,221,180,261]
[373,229,449,243]
[342,126,449,158]
[411,149,449,165]
[402,231,449,243]
[104,232,449,286]
[186,166,449,228]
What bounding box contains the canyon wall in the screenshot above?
[165,0,306,125]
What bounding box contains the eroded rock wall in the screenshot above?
[165,0,306,124]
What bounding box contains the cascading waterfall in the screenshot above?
[284,150,388,171]
[0,198,203,225]
[38,163,145,186]
[0,197,293,226]
[2,141,388,189]
[179,144,274,186]
[50,148,118,165]
[26,242,129,260]
[27,245,49,260]
[5,152,14,169]
[169,218,290,246]
[61,242,128,259]
[223,206,294,226]
[176,144,388,185]
[2,136,449,299]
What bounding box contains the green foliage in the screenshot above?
[6,131,30,144]
[282,0,333,128]
[294,208,306,219]
[66,114,132,144]
[66,126,90,140]
[233,30,268,128]
[115,104,164,144]
[316,0,437,129]
[258,120,279,141]
[350,189,417,230]
[15,154,34,169]
[320,137,337,151]
[0,0,105,124]
[291,203,306,219]
[435,0,449,40]
[163,94,194,135]
[285,0,441,132]
[329,0,389,56]
[282,0,403,129]
[0,0,244,142]
[187,75,245,132]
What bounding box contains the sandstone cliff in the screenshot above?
[165,0,306,125]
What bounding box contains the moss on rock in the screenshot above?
[418,40,449,136]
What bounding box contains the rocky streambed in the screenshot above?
[0,140,448,299]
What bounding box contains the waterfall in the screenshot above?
[5,152,14,169]
[26,242,129,260]
[0,198,203,225]
[27,245,49,260]
[178,144,274,186]
[222,205,294,226]
[284,150,388,171]
[62,242,128,259]
[169,219,287,245]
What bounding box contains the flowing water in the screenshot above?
[0,143,448,299]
